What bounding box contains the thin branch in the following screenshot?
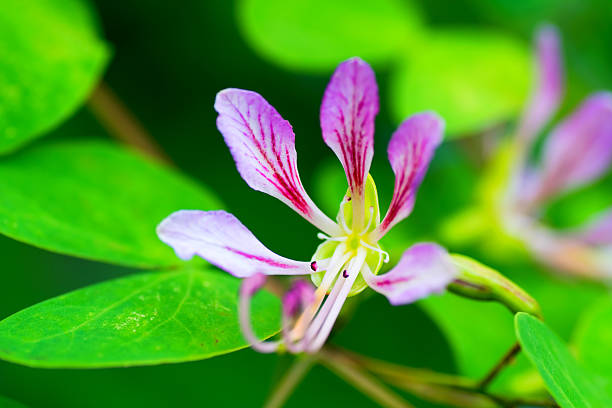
[345,349,476,389]
[88,82,172,165]
[264,355,316,408]
[319,348,414,408]
[335,347,559,408]
[477,342,521,390]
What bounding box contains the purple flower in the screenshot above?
[157,57,456,353]
[505,25,612,278]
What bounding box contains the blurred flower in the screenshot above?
[502,25,612,279]
[157,57,456,353]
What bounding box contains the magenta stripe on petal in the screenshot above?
[215,89,339,235]
[363,243,456,306]
[320,57,379,200]
[157,210,312,277]
[519,24,564,142]
[530,92,612,203]
[376,112,444,238]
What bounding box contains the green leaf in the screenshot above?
[0,0,109,154]
[0,140,222,268]
[0,395,28,408]
[237,0,423,72]
[516,312,612,408]
[390,29,530,136]
[0,267,280,368]
[574,296,612,394]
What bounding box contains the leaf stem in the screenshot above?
[477,342,521,390]
[319,348,414,408]
[264,355,316,408]
[336,347,559,408]
[88,82,172,165]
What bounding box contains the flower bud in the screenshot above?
[448,254,541,317]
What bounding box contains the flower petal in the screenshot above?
[521,222,611,279]
[215,88,339,235]
[376,112,444,238]
[320,57,379,205]
[362,243,456,305]
[572,209,612,246]
[518,25,564,142]
[157,210,312,277]
[530,92,612,202]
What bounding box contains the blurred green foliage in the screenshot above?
[0,0,109,154]
[0,0,610,407]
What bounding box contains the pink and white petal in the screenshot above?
[215,89,339,235]
[531,92,612,202]
[157,210,312,278]
[376,112,444,238]
[572,209,612,246]
[518,25,564,142]
[362,243,457,306]
[320,57,379,203]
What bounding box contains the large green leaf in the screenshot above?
[390,29,530,136]
[0,0,109,154]
[574,296,612,394]
[0,140,222,268]
[516,312,612,408]
[237,0,423,72]
[0,267,280,368]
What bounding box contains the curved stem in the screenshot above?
[477,342,521,390]
[264,355,316,408]
[336,347,558,408]
[88,82,172,165]
[320,348,414,408]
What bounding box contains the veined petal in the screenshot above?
[518,25,564,142]
[157,210,312,277]
[215,89,339,235]
[530,92,612,203]
[362,243,456,306]
[320,57,379,214]
[375,112,444,238]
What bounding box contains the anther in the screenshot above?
[342,270,349,278]
[310,261,318,271]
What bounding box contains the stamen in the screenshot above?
[304,249,367,352]
[238,273,280,353]
[317,232,347,242]
[359,240,390,263]
[337,197,353,234]
[281,280,315,353]
[310,257,332,272]
[360,206,375,234]
[289,244,349,340]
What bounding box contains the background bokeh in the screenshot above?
[1,0,611,407]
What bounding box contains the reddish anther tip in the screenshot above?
[310,261,318,271]
[342,270,349,278]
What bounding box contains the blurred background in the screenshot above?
[1,0,611,406]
